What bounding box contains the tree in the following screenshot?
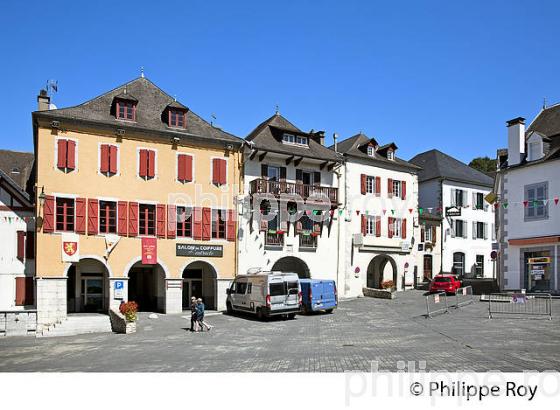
[469,156,496,174]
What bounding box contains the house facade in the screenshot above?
[333,133,421,297]
[417,212,443,281]
[410,150,495,278]
[496,109,560,293]
[32,77,243,330]
[237,113,342,284]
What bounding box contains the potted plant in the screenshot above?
[119,301,138,333]
[381,280,394,290]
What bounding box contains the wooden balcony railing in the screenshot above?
[249,178,338,204]
[265,232,284,247]
[299,234,318,249]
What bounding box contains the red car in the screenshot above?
[429,274,462,294]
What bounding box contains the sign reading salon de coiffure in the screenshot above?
[176,244,223,257]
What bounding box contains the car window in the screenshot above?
[269,282,286,296]
[247,283,252,294]
[287,281,299,290]
[236,282,247,294]
[435,277,451,283]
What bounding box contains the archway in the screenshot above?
[272,256,310,278]
[127,262,166,313]
[66,258,110,313]
[366,254,397,289]
[182,261,217,310]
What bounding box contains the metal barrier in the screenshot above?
[425,292,449,318]
[488,293,552,320]
[451,286,474,309]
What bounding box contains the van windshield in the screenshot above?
[269,283,286,296]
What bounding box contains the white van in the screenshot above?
[226,270,301,319]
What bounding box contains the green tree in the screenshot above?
[469,156,496,174]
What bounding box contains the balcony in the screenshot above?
[249,178,338,205]
[265,232,284,247]
[299,234,318,249]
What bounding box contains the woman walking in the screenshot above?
[196,298,214,331]
[190,296,199,332]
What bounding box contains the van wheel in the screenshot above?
[325,309,334,314]
[226,302,233,315]
[287,313,296,320]
[256,308,264,320]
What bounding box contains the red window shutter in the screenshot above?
[212,159,220,185]
[26,231,35,259]
[17,231,25,261]
[226,209,236,242]
[375,177,381,195]
[87,199,99,235]
[185,155,193,182]
[375,216,381,237]
[128,202,138,237]
[361,215,366,235]
[219,159,227,185]
[75,197,86,234]
[118,201,128,236]
[148,150,156,178]
[43,195,55,233]
[388,217,394,238]
[402,218,407,239]
[156,204,166,238]
[15,277,26,306]
[100,144,110,173]
[57,139,67,168]
[388,178,393,198]
[109,145,118,174]
[360,174,366,195]
[178,155,186,181]
[139,150,148,177]
[66,140,76,170]
[193,207,203,240]
[202,207,212,240]
[167,205,176,238]
[401,181,406,200]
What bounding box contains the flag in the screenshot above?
[408,208,413,213]
[523,200,528,207]
[555,197,559,205]
[419,207,424,215]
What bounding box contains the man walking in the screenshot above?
[190,296,199,332]
[196,298,213,331]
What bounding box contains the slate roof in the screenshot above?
[331,133,420,171]
[33,77,243,147]
[528,103,560,138]
[409,149,494,188]
[245,113,341,162]
[0,149,34,202]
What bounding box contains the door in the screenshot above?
[452,252,465,277]
[81,277,103,312]
[525,251,552,292]
[182,279,203,310]
[423,255,433,280]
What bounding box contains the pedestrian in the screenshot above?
[190,296,199,332]
[196,298,213,331]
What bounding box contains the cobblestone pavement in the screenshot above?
[1,291,559,372]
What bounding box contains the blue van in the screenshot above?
[299,279,337,314]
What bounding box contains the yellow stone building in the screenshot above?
[32,77,243,329]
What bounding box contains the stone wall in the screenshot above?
[362,287,396,300]
[36,278,67,331]
[0,310,37,337]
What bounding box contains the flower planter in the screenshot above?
[362,287,396,300]
[125,321,137,334]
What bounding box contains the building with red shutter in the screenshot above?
[0,150,36,335]
[32,77,243,331]
[238,112,343,286]
[333,133,422,297]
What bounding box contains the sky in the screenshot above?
[0,0,559,163]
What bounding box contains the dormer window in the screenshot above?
[116,100,136,121]
[168,109,186,128]
[367,146,375,157]
[283,133,308,146]
[387,150,395,160]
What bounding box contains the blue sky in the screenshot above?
[0,0,558,163]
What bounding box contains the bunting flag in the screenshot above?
[555,197,559,205]
[494,202,499,209]
[356,210,360,216]
[523,201,529,207]
[502,202,508,209]
[408,208,413,213]
[382,209,387,215]
[338,209,344,216]
[365,210,369,215]
[391,210,395,215]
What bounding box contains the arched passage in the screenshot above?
[272,256,310,279]
[366,254,397,289]
[182,261,218,310]
[127,261,166,313]
[67,258,110,313]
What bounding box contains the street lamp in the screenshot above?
[38,186,46,207]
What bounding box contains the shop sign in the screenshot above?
[141,237,157,265]
[176,244,223,257]
[528,257,551,264]
[445,206,461,217]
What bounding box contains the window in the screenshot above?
[247,283,253,294]
[475,222,485,239]
[453,252,465,276]
[177,154,193,183]
[387,150,394,160]
[169,109,186,128]
[367,146,374,157]
[528,142,540,161]
[177,206,193,237]
[424,226,432,242]
[366,176,375,194]
[139,149,156,179]
[212,158,227,185]
[475,255,484,277]
[453,219,466,238]
[116,100,136,121]
[99,201,117,234]
[56,198,75,232]
[392,218,401,238]
[525,182,548,221]
[266,166,280,181]
[56,139,76,171]
[282,133,308,146]
[475,192,484,210]
[365,215,378,236]
[392,180,401,198]
[453,189,465,207]
[100,144,118,175]
[235,282,248,294]
[139,204,156,236]
[212,209,226,239]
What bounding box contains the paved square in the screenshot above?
[1,291,559,372]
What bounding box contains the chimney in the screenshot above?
[318,131,325,146]
[333,133,338,152]
[506,117,525,166]
[37,89,50,111]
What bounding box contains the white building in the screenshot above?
[238,113,342,283]
[410,150,495,278]
[496,109,560,293]
[333,133,421,297]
